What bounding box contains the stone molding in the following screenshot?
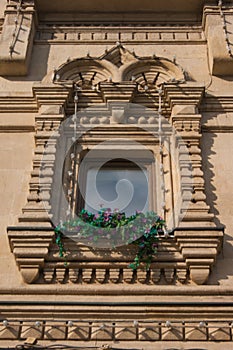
[0,124,35,133]
[0,318,232,342]
[0,95,37,113]
[34,26,205,44]
[52,45,184,86]
[7,226,223,285]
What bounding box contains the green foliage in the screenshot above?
[54,209,165,270]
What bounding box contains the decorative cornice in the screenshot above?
[34,26,205,45]
[163,83,205,110]
[32,83,72,107]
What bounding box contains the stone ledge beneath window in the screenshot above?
[7,226,223,285]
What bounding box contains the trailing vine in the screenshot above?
[54,209,166,270]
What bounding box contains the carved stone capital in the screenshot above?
[33,83,72,110]
[163,83,205,111]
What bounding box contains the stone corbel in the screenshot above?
[0,0,36,75]
[7,226,55,283]
[174,228,224,285]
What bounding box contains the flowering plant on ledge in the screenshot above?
[54,209,166,271]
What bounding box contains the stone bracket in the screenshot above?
[7,226,54,283]
[174,228,224,285]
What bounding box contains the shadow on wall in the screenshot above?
[200,93,224,228]
[200,92,233,285]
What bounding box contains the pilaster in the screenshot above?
[7,83,71,283]
[163,83,223,284]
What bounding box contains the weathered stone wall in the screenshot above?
[0,1,233,349]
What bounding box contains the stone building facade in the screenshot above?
[0,0,233,349]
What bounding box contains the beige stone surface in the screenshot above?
[0,2,233,348]
[0,133,34,288]
[0,0,6,18]
[0,43,229,92]
[2,340,233,350]
[202,132,233,285]
[36,0,206,14]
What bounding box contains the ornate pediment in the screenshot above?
[100,43,138,67]
[52,44,185,89]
